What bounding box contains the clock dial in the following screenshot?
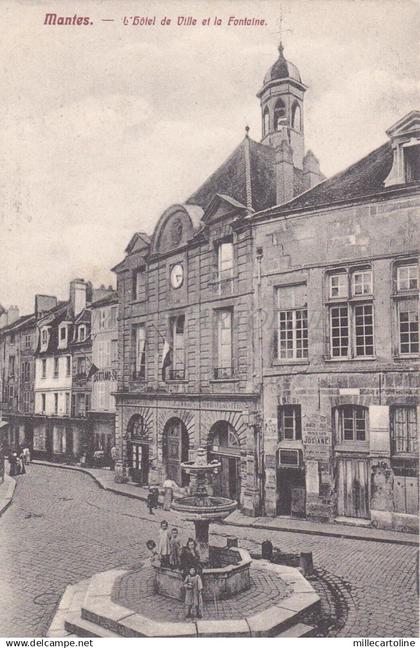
[170,263,184,289]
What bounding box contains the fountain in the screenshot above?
[48,447,321,637]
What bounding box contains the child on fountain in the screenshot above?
[157,519,171,567]
[146,539,160,567]
[184,566,203,619]
[169,527,181,569]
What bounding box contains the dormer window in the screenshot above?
[78,325,86,342]
[40,328,49,351]
[58,325,68,348]
[384,112,420,187]
[404,144,420,182]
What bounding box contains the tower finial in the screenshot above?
[245,125,250,138]
[278,41,284,56]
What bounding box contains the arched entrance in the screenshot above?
[207,421,241,502]
[163,418,189,486]
[127,415,149,485]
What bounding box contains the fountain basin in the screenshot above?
[171,496,236,522]
[154,546,252,602]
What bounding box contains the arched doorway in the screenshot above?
[127,415,149,485]
[163,418,189,486]
[207,421,241,502]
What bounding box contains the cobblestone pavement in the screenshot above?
[0,465,418,637]
[112,563,291,621]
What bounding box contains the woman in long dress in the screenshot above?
[184,567,203,618]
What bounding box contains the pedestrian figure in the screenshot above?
[169,527,181,569]
[8,452,18,477]
[110,445,117,471]
[146,540,160,567]
[23,445,31,465]
[180,538,202,577]
[163,478,174,511]
[157,520,171,567]
[18,452,26,475]
[147,488,155,514]
[184,567,203,619]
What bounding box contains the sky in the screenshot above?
[1,0,419,313]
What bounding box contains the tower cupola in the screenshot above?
[257,42,306,170]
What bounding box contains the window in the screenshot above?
[41,359,47,379]
[54,357,59,378]
[274,99,286,130]
[59,325,68,347]
[10,333,15,345]
[111,339,118,363]
[168,315,185,380]
[278,405,302,440]
[41,328,49,350]
[133,268,146,301]
[215,309,233,378]
[327,268,374,358]
[110,306,118,328]
[334,406,368,443]
[134,324,146,379]
[23,391,31,413]
[391,406,417,454]
[77,357,86,376]
[66,356,71,377]
[25,334,32,349]
[395,262,419,356]
[292,103,301,131]
[98,309,107,330]
[65,392,70,415]
[275,284,308,361]
[78,325,86,342]
[9,356,15,376]
[41,393,46,412]
[217,241,234,281]
[22,362,30,382]
[54,393,59,414]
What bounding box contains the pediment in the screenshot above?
[386,111,420,139]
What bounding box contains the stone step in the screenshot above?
[64,611,122,638]
[276,623,318,637]
[47,580,91,637]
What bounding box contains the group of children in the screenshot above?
[147,520,203,619]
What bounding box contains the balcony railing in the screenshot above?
[213,366,234,379]
[167,368,186,381]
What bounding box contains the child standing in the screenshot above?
[168,527,181,568]
[184,567,203,619]
[157,520,171,567]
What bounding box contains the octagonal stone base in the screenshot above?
[155,546,251,602]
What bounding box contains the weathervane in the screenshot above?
[272,5,293,53]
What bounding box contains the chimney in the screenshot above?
[275,138,295,205]
[7,305,19,325]
[303,150,325,191]
[70,279,87,316]
[35,295,58,318]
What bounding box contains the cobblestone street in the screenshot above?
[0,465,418,637]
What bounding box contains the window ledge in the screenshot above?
[272,358,309,366]
[166,379,189,384]
[324,356,376,363]
[129,299,147,306]
[210,378,239,384]
[393,354,419,361]
[335,443,369,453]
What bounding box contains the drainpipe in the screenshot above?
[256,245,265,516]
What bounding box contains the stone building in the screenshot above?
[0,296,57,449]
[88,291,119,462]
[253,110,419,531]
[112,43,323,515]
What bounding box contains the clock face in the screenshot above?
[170,263,184,289]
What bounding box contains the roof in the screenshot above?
[263,43,302,86]
[186,136,277,213]
[90,291,119,309]
[0,313,35,334]
[270,141,399,214]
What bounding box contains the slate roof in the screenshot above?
[270,141,404,214]
[90,291,118,309]
[186,137,277,213]
[0,313,35,334]
[263,44,302,85]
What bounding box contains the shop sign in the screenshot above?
[93,369,118,382]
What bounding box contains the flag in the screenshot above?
[161,340,172,380]
[87,363,99,379]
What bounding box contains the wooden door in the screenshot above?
[394,476,419,515]
[337,459,369,518]
[129,443,143,484]
[165,421,189,486]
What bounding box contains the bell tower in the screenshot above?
[257,42,306,170]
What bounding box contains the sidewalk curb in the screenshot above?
[0,475,16,517]
[33,460,419,547]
